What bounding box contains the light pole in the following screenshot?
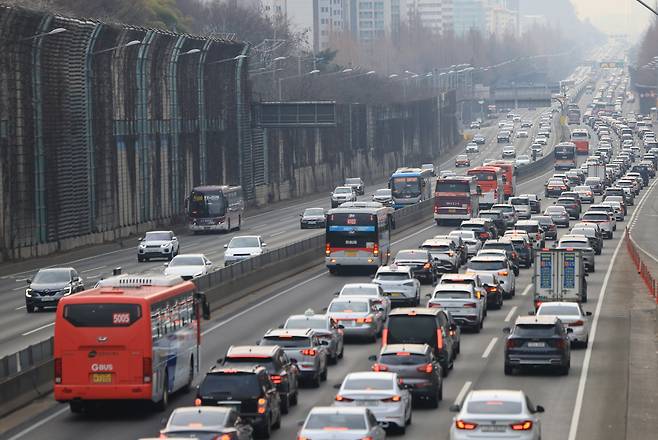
[278,69,319,101]
[207,54,247,65]
[90,39,141,56]
[20,27,67,41]
[178,48,201,58]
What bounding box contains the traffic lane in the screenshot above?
[3,148,560,440]
[627,154,658,271]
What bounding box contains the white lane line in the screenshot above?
[15,278,30,283]
[454,381,473,406]
[482,337,498,359]
[80,266,106,273]
[15,305,26,310]
[12,286,27,291]
[521,284,532,296]
[269,231,286,237]
[6,407,69,440]
[504,306,518,323]
[567,175,655,440]
[21,322,54,336]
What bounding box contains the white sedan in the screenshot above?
[466,143,480,153]
[334,372,412,434]
[535,301,592,347]
[163,254,212,280]
[515,155,531,166]
[450,389,544,439]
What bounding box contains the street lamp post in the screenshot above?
[278,69,319,101]
[20,27,67,41]
[207,54,247,65]
[90,39,141,56]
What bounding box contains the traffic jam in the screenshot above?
[43,68,657,440]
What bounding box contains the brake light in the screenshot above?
[215,434,233,440]
[372,363,388,372]
[142,357,152,383]
[428,302,441,308]
[325,243,331,256]
[301,349,317,356]
[512,251,517,259]
[270,374,284,384]
[506,339,519,348]
[417,363,433,373]
[455,420,478,430]
[479,232,490,239]
[423,262,432,270]
[54,358,62,384]
[510,420,534,431]
[464,302,477,308]
[535,300,542,309]
[335,395,354,402]
[356,316,373,324]
[498,270,508,276]
[486,286,497,292]
[373,243,379,256]
[194,398,202,406]
[382,328,388,345]
[382,395,402,402]
[437,328,444,350]
[570,320,584,327]
[257,397,267,414]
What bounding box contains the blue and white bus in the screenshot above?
[388,168,434,209]
[186,185,244,233]
[325,203,392,274]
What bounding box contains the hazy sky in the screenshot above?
[571,0,655,40]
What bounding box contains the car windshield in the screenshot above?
[546,207,565,214]
[380,353,429,366]
[483,243,512,252]
[433,290,471,299]
[199,373,261,398]
[341,286,378,297]
[329,301,369,313]
[169,410,228,428]
[285,318,328,330]
[376,272,410,281]
[491,205,513,212]
[467,400,523,415]
[304,413,366,430]
[558,240,588,248]
[450,231,475,239]
[343,378,392,391]
[144,232,171,241]
[423,244,451,253]
[223,357,276,372]
[468,260,506,271]
[513,324,558,337]
[583,213,609,221]
[170,256,204,266]
[346,179,361,185]
[531,216,552,225]
[395,251,427,261]
[334,187,352,194]
[32,270,70,284]
[228,237,260,248]
[304,208,324,216]
[574,186,591,192]
[374,189,391,197]
[537,304,580,316]
[261,336,310,348]
[570,228,594,237]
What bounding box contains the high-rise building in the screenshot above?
[347,0,396,43]
[487,0,518,37]
[452,0,487,36]
[314,0,349,52]
[400,0,453,35]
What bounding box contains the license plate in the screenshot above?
[389,292,402,297]
[345,251,357,257]
[91,373,112,384]
[449,208,456,213]
[481,425,506,433]
[528,342,546,348]
[356,400,378,407]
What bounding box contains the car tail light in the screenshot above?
[428,302,441,308]
[455,420,478,430]
[382,328,388,345]
[570,320,584,327]
[506,339,519,348]
[510,420,534,431]
[356,316,373,324]
[486,286,497,292]
[301,349,317,356]
[257,398,267,414]
[54,358,62,384]
[464,302,477,308]
[417,363,433,373]
[373,243,379,256]
[270,374,284,384]
[534,300,542,309]
[194,397,202,406]
[511,251,517,259]
[479,232,490,239]
[498,270,508,276]
[381,395,402,402]
[423,262,432,270]
[212,434,234,440]
[372,363,388,372]
[550,224,557,230]
[553,339,566,349]
[335,395,354,402]
[142,357,152,383]
[325,243,331,256]
[436,328,444,350]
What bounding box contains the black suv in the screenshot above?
[503,315,572,376]
[25,267,84,313]
[384,308,456,377]
[369,343,443,408]
[478,210,507,234]
[220,345,300,414]
[393,249,437,284]
[196,365,282,439]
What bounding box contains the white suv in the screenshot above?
[138,230,179,262]
[223,235,267,266]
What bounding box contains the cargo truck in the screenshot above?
[532,248,588,309]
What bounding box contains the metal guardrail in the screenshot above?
[0,338,53,381]
[626,229,658,301]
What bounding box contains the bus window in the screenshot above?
[64,303,142,327]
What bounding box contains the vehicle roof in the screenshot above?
[515,219,540,225]
[377,265,412,274]
[388,307,444,317]
[36,267,75,273]
[514,315,561,325]
[192,185,239,192]
[466,389,525,402]
[441,273,478,281]
[226,345,282,358]
[344,371,396,381]
[434,283,473,292]
[559,235,589,242]
[379,344,430,355]
[341,283,379,292]
[263,328,314,338]
[308,406,369,415]
[470,255,507,262]
[61,276,196,304]
[421,239,453,246]
[208,364,266,374]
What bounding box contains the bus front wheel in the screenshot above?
[155,373,169,411]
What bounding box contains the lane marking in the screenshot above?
[21,322,54,337]
[15,305,26,310]
[80,266,106,273]
[504,306,518,323]
[521,284,532,296]
[15,278,30,283]
[6,407,69,440]
[13,286,27,291]
[454,381,473,406]
[567,173,655,440]
[482,337,498,358]
[269,231,286,237]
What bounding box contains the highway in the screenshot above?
[5,71,644,440]
[0,105,556,357]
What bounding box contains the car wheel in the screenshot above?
[154,373,169,412]
[137,256,144,262]
[320,365,328,381]
[310,373,321,388]
[255,416,272,439]
[280,394,290,414]
[290,390,299,406]
[504,364,513,375]
[26,304,35,313]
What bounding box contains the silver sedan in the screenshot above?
[535,301,592,348]
[326,297,384,342]
[298,407,386,440]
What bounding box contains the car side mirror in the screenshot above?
[262,243,267,247]
[138,237,144,242]
[26,279,31,285]
[333,383,342,389]
[338,324,344,329]
[535,405,545,413]
[297,420,305,427]
[289,358,298,364]
[223,244,228,249]
[172,236,177,241]
[160,417,167,427]
[217,358,224,364]
[449,324,457,331]
[163,262,169,267]
[586,311,592,316]
[368,355,377,362]
[503,327,511,334]
[449,404,461,412]
[426,293,432,298]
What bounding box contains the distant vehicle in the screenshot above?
[515,154,531,167]
[509,196,531,220]
[300,207,326,229]
[567,107,581,125]
[557,235,596,272]
[372,265,421,307]
[327,297,385,342]
[164,254,213,279]
[536,301,592,348]
[455,154,471,167]
[427,283,484,332]
[469,121,481,129]
[54,276,211,412]
[465,142,479,153]
[187,185,244,233]
[544,205,570,228]
[434,176,479,224]
[502,146,517,159]
[449,389,544,440]
[517,130,529,138]
[372,188,394,206]
[421,163,436,176]
[532,248,588,307]
[160,406,253,440]
[571,128,590,155]
[554,142,577,170]
[531,144,544,157]
[485,160,517,199]
[345,177,365,195]
[497,130,512,143]
[388,167,433,209]
[298,407,385,440]
[224,235,267,266]
[467,166,505,209]
[137,230,179,262]
[284,310,345,363]
[331,186,358,208]
[473,134,486,144]
[25,267,84,313]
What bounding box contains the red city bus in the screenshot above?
[433,176,479,225]
[53,275,210,413]
[484,160,517,199]
[466,166,504,209]
[570,128,590,155]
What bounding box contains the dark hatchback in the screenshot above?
[369,343,443,408]
[300,207,326,229]
[504,315,572,376]
[394,249,436,284]
[196,365,281,439]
